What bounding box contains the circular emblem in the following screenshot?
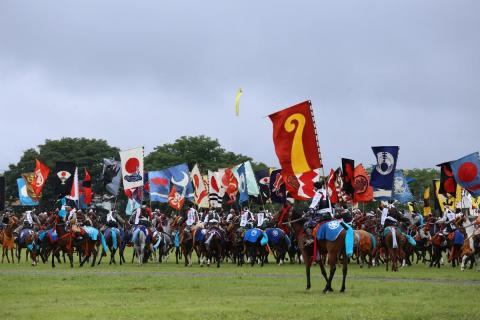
[375,152,394,175]
[125,158,140,174]
[328,220,339,230]
[251,229,258,237]
[272,230,279,237]
[354,175,368,194]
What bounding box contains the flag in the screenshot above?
[437,162,457,195]
[269,100,322,199]
[190,164,209,208]
[21,173,41,202]
[237,163,249,203]
[353,164,373,203]
[370,146,399,199]
[67,167,79,201]
[243,161,260,196]
[54,162,76,196]
[434,180,454,213]
[119,147,144,190]
[82,168,92,205]
[32,159,49,197]
[327,169,338,204]
[407,202,415,213]
[393,170,414,204]
[0,176,5,210]
[269,169,286,204]
[208,170,221,208]
[333,167,351,203]
[255,169,271,202]
[17,178,39,206]
[222,168,239,203]
[168,185,185,211]
[235,88,243,116]
[101,158,122,196]
[149,170,170,203]
[125,187,142,215]
[450,152,480,197]
[341,158,355,198]
[169,163,194,204]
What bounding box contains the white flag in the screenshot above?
[190,164,209,208]
[119,147,144,190]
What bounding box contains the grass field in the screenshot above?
[0,249,479,320]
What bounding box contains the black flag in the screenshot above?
[255,169,271,203]
[54,162,76,196]
[341,158,355,198]
[437,162,457,195]
[269,169,286,204]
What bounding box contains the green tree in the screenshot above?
[145,135,268,173]
[3,138,119,209]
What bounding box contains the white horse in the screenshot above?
[460,216,479,271]
[132,228,146,266]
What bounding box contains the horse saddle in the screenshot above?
[315,220,343,241]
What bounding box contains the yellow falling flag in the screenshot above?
[235,88,243,116]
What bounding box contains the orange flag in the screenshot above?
[353,164,373,203]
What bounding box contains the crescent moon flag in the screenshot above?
[268,101,322,200]
[32,159,50,197]
[450,152,480,197]
[119,147,144,190]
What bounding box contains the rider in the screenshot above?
[303,180,333,246]
[239,207,254,229]
[106,210,119,228]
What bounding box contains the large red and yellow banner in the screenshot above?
[269,100,322,199]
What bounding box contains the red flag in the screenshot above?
[353,164,373,203]
[168,185,184,211]
[32,159,50,197]
[83,168,92,205]
[269,100,322,199]
[222,168,238,203]
[327,169,338,204]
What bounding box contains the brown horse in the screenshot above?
[1,216,19,263]
[180,227,193,267]
[16,228,39,266]
[49,216,76,268]
[290,211,349,293]
[353,230,376,268]
[383,226,406,272]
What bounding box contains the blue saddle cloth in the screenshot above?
[38,230,47,242]
[19,229,32,245]
[47,229,58,242]
[266,228,284,245]
[82,226,99,240]
[454,230,465,246]
[405,234,416,247]
[105,228,119,249]
[316,220,343,241]
[244,228,264,244]
[195,228,207,242]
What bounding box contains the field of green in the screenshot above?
[0,249,479,320]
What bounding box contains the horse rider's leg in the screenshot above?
[68,251,74,268]
[301,250,312,290]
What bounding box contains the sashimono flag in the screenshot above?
[450,152,480,197]
[120,147,144,190]
[392,170,414,204]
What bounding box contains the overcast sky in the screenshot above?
[0,0,478,173]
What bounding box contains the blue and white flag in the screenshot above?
[370,146,399,199]
[237,164,249,203]
[148,170,171,203]
[17,178,39,206]
[168,163,194,201]
[393,170,414,204]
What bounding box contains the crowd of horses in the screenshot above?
[0,208,479,292]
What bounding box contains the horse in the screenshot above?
[383,226,406,272]
[459,215,478,271]
[192,225,209,267]
[131,226,148,265]
[234,227,245,266]
[16,228,39,266]
[265,228,291,265]
[243,228,268,267]
[48,216,76,268]
[353,229,376,268]
[97,227,123,265]
[180,227,194,267]
[289,210,352,292]
[1,216,18,263]
[205,227,223,268]
[151,231,173,263]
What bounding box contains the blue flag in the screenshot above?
[149,170,171,203]
[370,146,399,199]
[17,178,39,206]
[237,164,249,203]
[168,163,194,201]
[450,152,480,197]
[393,170,414,204]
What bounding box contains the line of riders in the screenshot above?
[1,186,479,271]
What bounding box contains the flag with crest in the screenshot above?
[353,164,373,203]
[119,147,144,190]
[393,170,414,204]
[21,173,41,202]
[269,169,286,204]
[450,152,480,197]
[255,169,271,203]
[370,146,399,199]
[32,159,49,197]
[237,163,249,203]
[54,161,76,196]
[269,100,322,200]
[190,164,209,208]
[341,158,355,198]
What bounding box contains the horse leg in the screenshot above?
[324,251,337,293]
[340,253,348,293]
[17,246,22,264]
[68,251,74,268]
[385,248,389,271]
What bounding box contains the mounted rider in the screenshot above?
[14,209,40,234]
[304,180,333,246]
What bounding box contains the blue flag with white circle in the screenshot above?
[370,146,399,198]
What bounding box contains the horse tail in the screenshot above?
[391,227,398,249]
[100,232,108,253]
[368,232,377,250]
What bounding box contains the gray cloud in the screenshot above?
[0,0,479,173]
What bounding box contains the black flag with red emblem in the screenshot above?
[54,162,76,196]
[341,158,355,198]
[437,162,457,195]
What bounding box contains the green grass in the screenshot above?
[0,249,479,320]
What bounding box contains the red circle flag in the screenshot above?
[458,162,477,183]
[125,158,139,174]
